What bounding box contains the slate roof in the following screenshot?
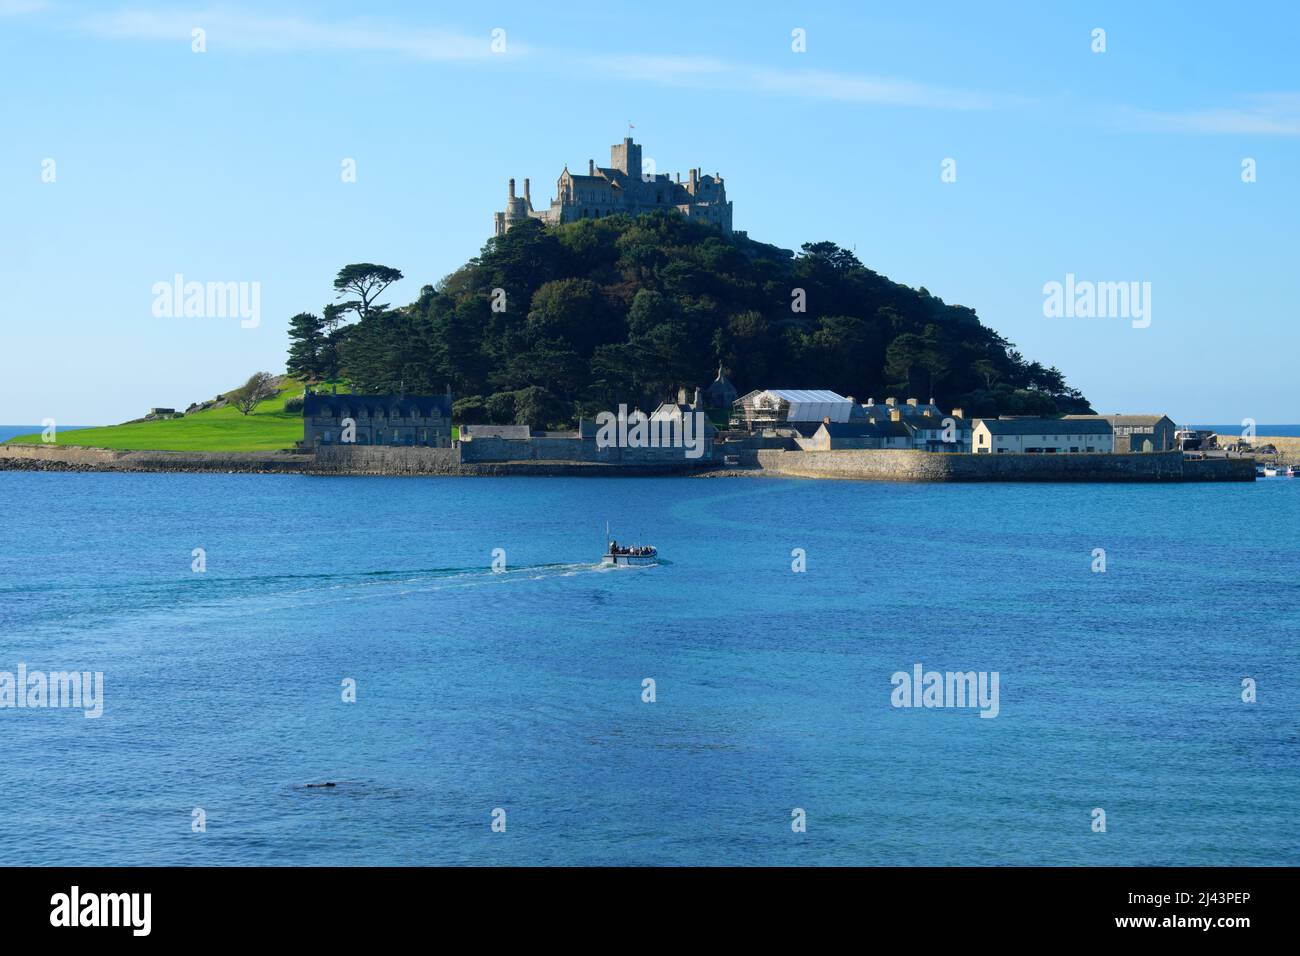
[976,418,1112,436]
[303,394,451,418]
[460,424,531,440]
[907,416,969,432]
[820,422,884,438]
[1063,414,1173,426]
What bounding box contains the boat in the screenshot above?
[600,524,657,565]
[1262,464,1280,477]
[602,541,658,566]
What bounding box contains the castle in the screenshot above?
[494,137,733,237]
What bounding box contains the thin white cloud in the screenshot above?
[579,52,1007,110]
[70,5,1009,111]
[0,0,51,16]
[75,7,522,60]
[1126,93,1300,136]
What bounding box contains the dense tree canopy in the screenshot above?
[287,213,1091,428]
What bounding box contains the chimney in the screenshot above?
[523,178,531,206]
[823,416,830,424]
[508,178,515,200]
[867,397,875,406]
[907,398,918,407]
[928,396,936,406]
[690,168,699,191]
[951,407,964,419]
[890,409,902,422]
[676,172,681,183]
[693,387,702,407]
[588,159,595,175]
[886,397,897,407]
[845,396,854,404]
[677,387,688,405]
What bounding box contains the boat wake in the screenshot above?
[0,561,619,642]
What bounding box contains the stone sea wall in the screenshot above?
[753,448,1255,482]
[1,442,1256,482]
[308,445,710,476]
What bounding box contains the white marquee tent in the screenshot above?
[757,389,854,423]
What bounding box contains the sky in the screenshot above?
[1,0,1297,425]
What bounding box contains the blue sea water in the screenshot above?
[0,425,90,442]
[0,471,1296,866]
[1193,424,1300,437]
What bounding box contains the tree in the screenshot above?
[232,372,278,416]
[333,264,404,323]
[885,333,926,392]
[291,213,1092,425]
[286,312,326,380]
[972,359,1001,390]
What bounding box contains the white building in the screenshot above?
[972,418,1114,454]
[733,389,854,429]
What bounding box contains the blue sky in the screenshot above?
[2,0,1297,424]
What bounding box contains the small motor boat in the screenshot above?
[602,541,658,566]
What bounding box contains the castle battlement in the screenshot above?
[494,137,733,237]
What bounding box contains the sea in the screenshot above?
[1,437,1298,865]
[1193,424,1300,438]
[0,425,90,443]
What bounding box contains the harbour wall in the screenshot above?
[308,445,711,476]
[752,449,1255,482]
[0,442,1256,481]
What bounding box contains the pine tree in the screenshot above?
[286,312,326,380]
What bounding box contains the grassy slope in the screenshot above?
[4,381,305,452]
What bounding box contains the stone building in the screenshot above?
[494,137,733,236]
[1062,414,1176,452]
[302,390,453,448]
[703,364,738,409]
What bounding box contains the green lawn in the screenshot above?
[5,381,306,452]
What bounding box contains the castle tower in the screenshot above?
[495,137,733,236]
[502,177,528,230]
[611,137,642,181]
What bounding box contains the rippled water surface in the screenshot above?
[0,472,1296,865]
